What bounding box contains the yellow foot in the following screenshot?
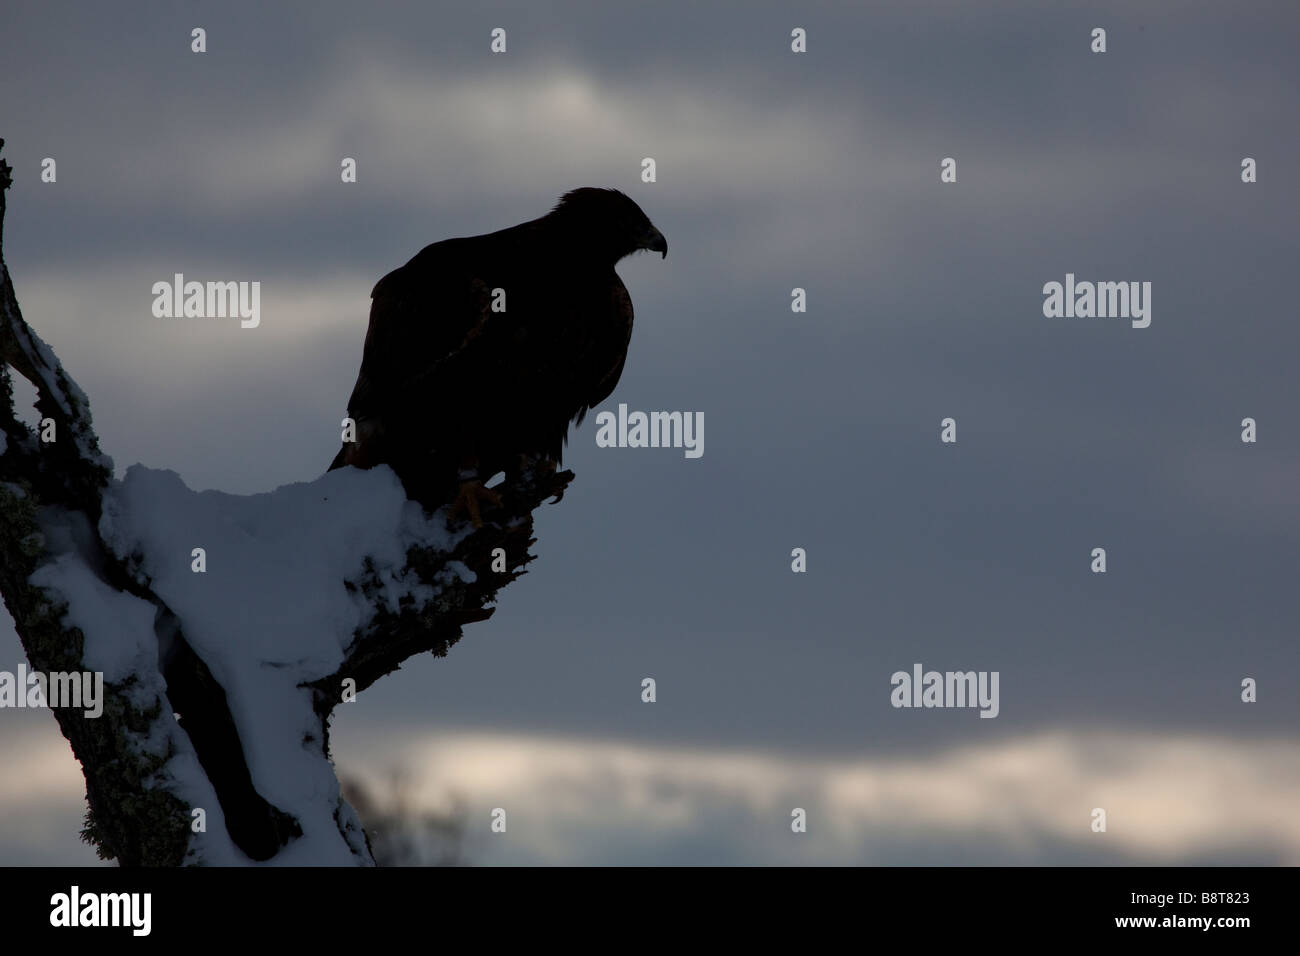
[514,454,558,476]
[450,479,503,528]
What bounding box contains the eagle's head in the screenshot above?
[552,187,668,263]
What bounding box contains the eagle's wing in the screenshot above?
[333,241,494,469]
[571,275,634,428]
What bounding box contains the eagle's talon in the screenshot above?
[450,479,503,529]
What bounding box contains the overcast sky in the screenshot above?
[2,0,1298,865]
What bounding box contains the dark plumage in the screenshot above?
[328,187,666,513]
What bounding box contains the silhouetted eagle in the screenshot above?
[328,187,666,520]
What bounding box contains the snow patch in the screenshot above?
[85,463,457,864]
[27,508,242,862]
[30,552,158,685]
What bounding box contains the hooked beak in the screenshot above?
[645,227,667,259]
